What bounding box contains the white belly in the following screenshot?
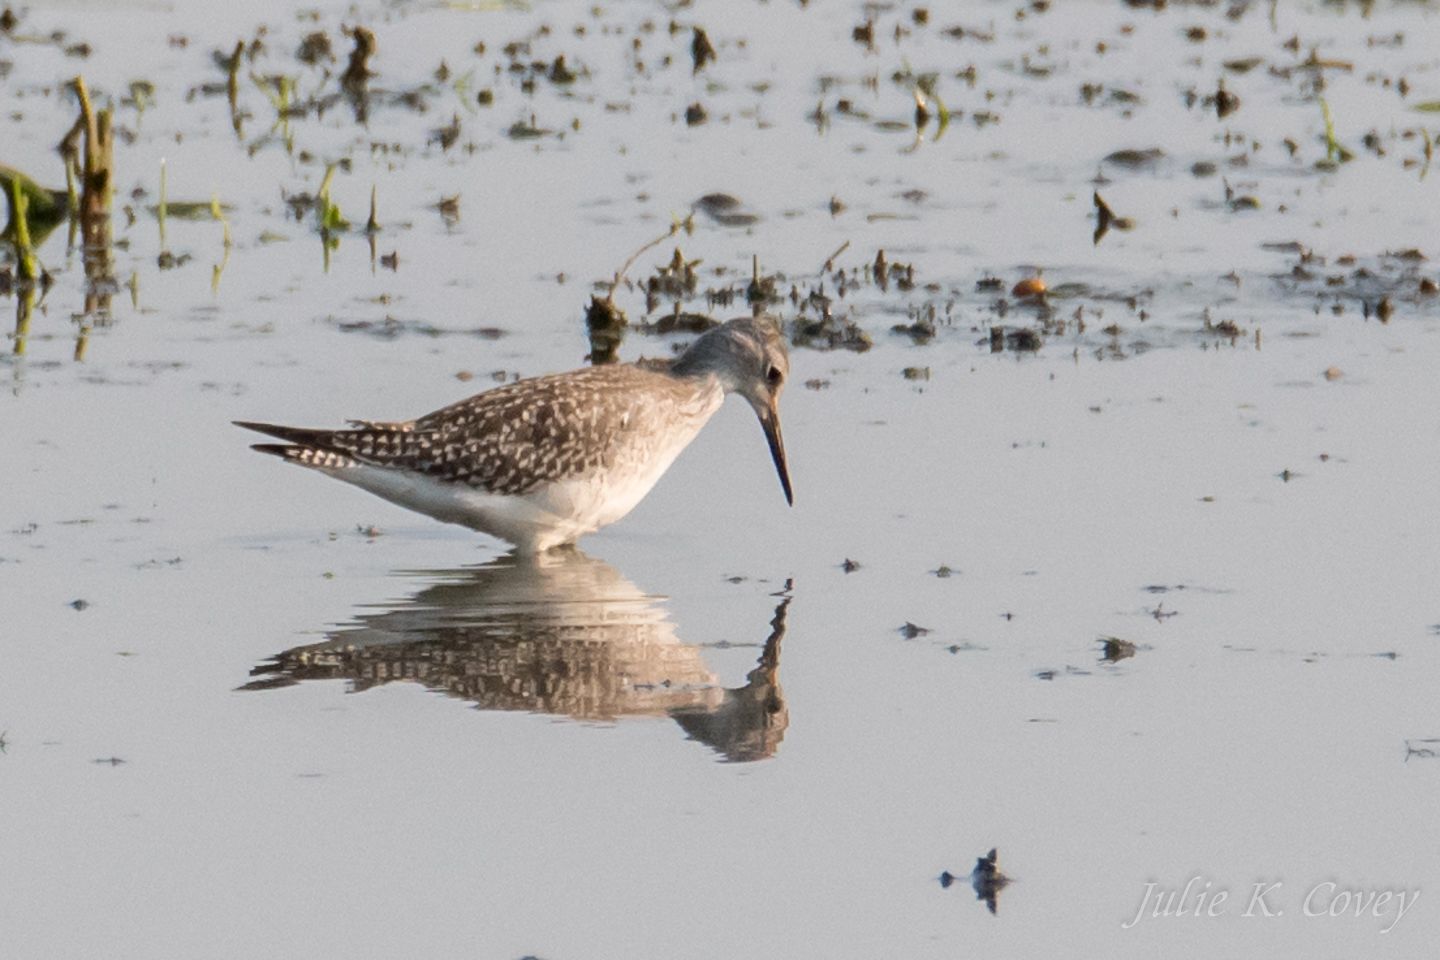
[320,385,723,552]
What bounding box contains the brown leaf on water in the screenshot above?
[1011,276,1046,298]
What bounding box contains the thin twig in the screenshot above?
[607,222,680,304]
[71,77,98,174]
[158,159,168,252]
[820,239,850,275]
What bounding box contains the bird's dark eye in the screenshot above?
[766,365,783,386]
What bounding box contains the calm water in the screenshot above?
[2,0,1438,956]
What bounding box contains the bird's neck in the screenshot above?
[672,326,731,371]
[670,336,743,394]
[679,371,727,416]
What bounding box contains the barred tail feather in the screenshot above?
[233,420,339,447]
[248,443,302,459]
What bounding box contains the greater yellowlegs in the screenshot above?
[240,550,790,761]
[235,316,793,552]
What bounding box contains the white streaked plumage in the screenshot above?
[235,316,792,552]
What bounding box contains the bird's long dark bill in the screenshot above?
[758,404,794,506]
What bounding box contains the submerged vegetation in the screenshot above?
[3,12,1439,960]
[2,2,1438,368]
[0,165,66,248]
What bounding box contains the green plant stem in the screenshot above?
[10,178,37,282]
[158,159,168,251]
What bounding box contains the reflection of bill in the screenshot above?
[241,550,789,763]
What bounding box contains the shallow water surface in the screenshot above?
[2,0,1439,957]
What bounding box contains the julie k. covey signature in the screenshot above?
[1122,876,1420,934]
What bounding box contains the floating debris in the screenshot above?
[693,193,759,227]
[941,848,1012,915]
[970,848,1011,914]
[296,31,333,66]
[1149,603,1179,621]
[1011,276,1046,299]
[436,195,460,226]
[1092,191,1133,245]
[548,55,578,85]
[852,19,875,51]
[891,312,936,344]
[791,311,872,352]
[1100,636,1137,663]
[342,25,376,90]
[506,116,554,139]
[431,113,461,151]
[1212,80,1240,119]
[644,247,700,309]
[989,325,1043,353]
[637,307,716,336]
[334,316,504,340]
[1104,147,1164,171]
[585,295,626,365]
[690,27,716,74]
[1203,313,1242,338]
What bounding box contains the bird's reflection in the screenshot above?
[241,550,789,762]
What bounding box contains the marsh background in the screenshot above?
[2,0,1438,956]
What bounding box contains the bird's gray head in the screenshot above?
[673,316,793,506]
[674,316,788,396]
